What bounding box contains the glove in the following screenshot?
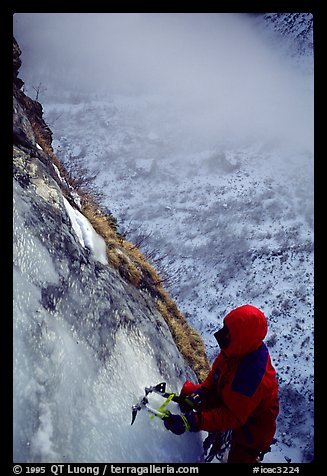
[163,412,197,435]
[179,388,206,413]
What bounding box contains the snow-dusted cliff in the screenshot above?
[13,38,206,463]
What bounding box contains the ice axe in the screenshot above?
[131,382,180,425]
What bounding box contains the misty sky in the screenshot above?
[13,13,313,152]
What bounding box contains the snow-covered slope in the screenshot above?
[44,94,314,463]
[14,13,314,463]
[261,13,313,57]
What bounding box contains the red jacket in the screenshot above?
[182,305,279,451]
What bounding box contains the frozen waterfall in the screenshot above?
[13,163,203,463]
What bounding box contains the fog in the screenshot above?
[13,13,313,153]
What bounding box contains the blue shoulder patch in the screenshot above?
[232,343,268,397]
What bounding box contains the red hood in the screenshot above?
[223,304,267,357]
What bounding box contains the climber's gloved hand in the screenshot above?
[163,412,197,435]
[179,388,206,414]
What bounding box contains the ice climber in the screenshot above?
[163,304,279,463]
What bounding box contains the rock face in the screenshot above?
[13,39,204,463]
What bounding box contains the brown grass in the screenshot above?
[156,299,211,382]
[31,120,71,183]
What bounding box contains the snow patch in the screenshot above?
[63,197,108,265]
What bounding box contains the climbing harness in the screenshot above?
[202,430,232,462]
